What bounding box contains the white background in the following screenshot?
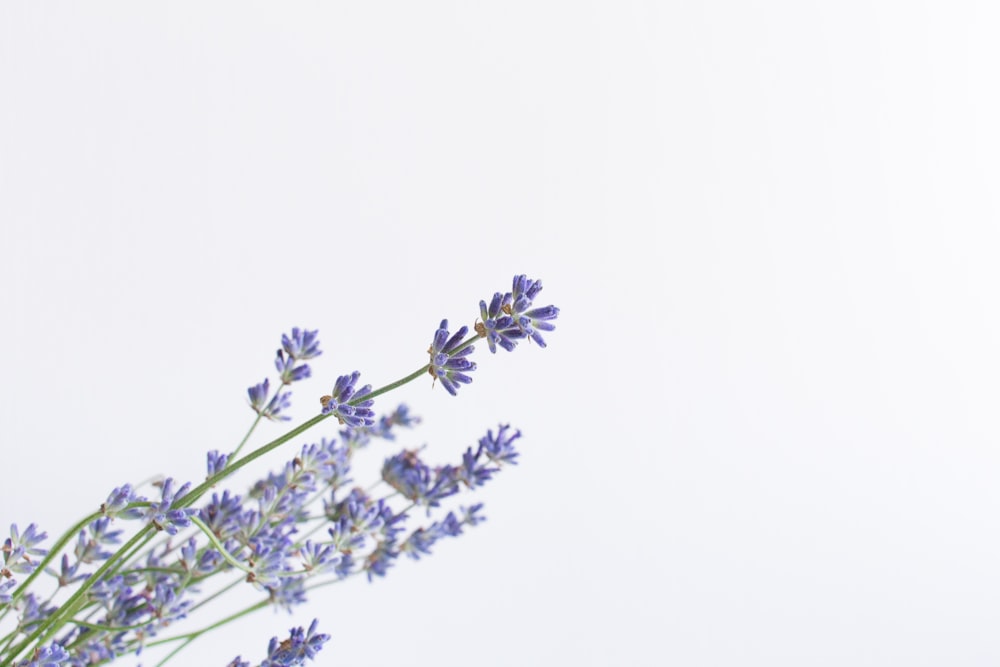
[2,2,1000,665]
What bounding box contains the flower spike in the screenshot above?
[428,319,476,396]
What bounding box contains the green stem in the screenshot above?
[186,576,242,615]
[146,598,269,650]
[360,364,430,403]
[104,530,156,581]
[4,351,449,663]
[1,511,102,614]
[153,635,197,667]
[188,517,250,577]
[177,360,436,511]
[6,526,153,664]
[229,413,263,463]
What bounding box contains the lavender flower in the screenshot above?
[321,371,375,427]
[476,291,523,353]
[73,517,122,564]
[14,592,57,634]
[101,484,145,520]
[275,350,311,385]
[207,450,229,477]
[248,378,293,422]
[462,503,486,526]
[509,274,560,347]
[16,642,70,667]
[363,541,398,580]
[143,478,196,535]
[381,450,458,511]
[427,319,476,396]
[200,490,245,541]
[455,446,498,489]
[298,541,341,575]
[46,554,86,588]
[281,328,322,360]
[248,378,271,413]
[0,579,15,606]
[0,275,558,665]
[479,424,521,465]
[180,538,222,576]
[399,508,483,561]
[2,524,48,576]
[260,619,329,667]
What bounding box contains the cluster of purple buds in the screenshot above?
[320,371,375,427]
[429,274,559,396]
[248,328,323,421]
[476,274,560,353]
[1,524,48,608]
[381,425,520,512]
[2,525,48,579]
[0,275,558,666]
[229,618,329,667]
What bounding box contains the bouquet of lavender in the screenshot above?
[0,275,559,667]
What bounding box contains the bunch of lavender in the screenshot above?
[0,275,559,667]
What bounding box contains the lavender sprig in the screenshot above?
[427,320,477,396]
[0,274,558,666]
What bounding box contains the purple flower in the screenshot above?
[281,328,322,360]
[101,484,146,521]
[427,319,476,396]
[363,541,398,580]
[268,576,308,613]
[275,350,311,385]
[73,517,122,565]
[327,519,366,554]
[462,503,486,526]
[3,524,48,575]
[399,527,436,560]
[399,510,474,561]
[246,544,291,588]
[18,641,70,667]
[248,378,293,422]
[298,541,341,575]
[476,292,523,353]
[144,478,196,535]
[455,446,498,489]
[180,537,222,576]
[248,378,271,413]
[321,371,375,427]
[381,450,458,511]
[509,274,560,347]
[45,552,90,588]
[199,490,245,541]
[480,424,521,466]
[206,450,229,477]
[261,619,329,667]
[0,579,15,605]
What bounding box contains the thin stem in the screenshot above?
[5,526,153,663]
[229,413,263,463]
[188,517,251,577]
[104,530,155,581]
[177,358,437,511]
[146,598,270,649]
[359,364,430,404]
[1,511,102,614]
[186,576,242,615]
[3,351,448,663]
[153,635,197,667]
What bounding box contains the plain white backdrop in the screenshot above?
[2,2,1000,665]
